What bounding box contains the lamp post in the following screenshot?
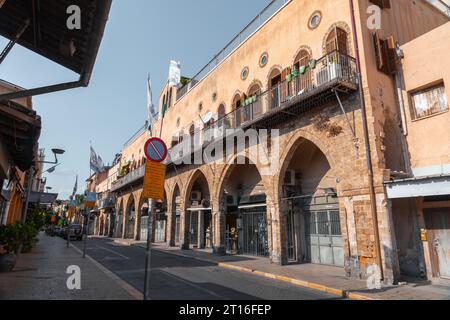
[22,148,65,223]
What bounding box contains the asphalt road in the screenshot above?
[72,237,343,300]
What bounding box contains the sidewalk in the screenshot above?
[117,239,450,300]
[0,234,139,300]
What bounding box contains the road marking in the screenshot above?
[96,245,130,260]
[70,243,142,300]
[162,271,228,300]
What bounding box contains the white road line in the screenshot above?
[162,271,228,300]
[70,243,142,300]
[96,245,130,260]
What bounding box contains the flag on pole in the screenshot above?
[90,146,104,174]
[147,75,158,130]
[70,175,78,200]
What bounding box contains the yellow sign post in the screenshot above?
[143,161,167,201]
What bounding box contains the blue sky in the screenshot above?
[0,0,268,199]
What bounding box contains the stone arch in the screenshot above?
[124,192,137,239]
[265,64,283,90]
[275,129,338,200]
[291,45,313,66]
[183,168,212,207]
[322,21,353,57]
[217,102,226,119]
[246,79,263,96]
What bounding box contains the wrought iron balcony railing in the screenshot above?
[110,165,145,192]
[168,51,358,165]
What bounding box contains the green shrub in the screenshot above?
[0,222,39,254]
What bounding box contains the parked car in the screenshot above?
[51,227,62,237]
[63,224,83,241]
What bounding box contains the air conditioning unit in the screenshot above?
[284,170,296,186]
[226,195,238,206]
[191,191,202,202]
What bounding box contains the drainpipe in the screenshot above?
[349,0,384,281]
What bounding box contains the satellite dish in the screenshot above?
[202,111,213,124]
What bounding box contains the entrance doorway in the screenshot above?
[155,213,167,243]
[305,207,343,267]
[425,207,450,279]
[189,211,199,247]
[239,207,269,257]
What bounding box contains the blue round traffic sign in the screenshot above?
[144,137,168,163]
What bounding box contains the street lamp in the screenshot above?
[22,148,66,223]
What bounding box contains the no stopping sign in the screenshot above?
[144,137,168,163]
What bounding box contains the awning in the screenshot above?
[0,0,111,77]
[0,99,41,171]
[385,175,450,199]
[0,0,112,101]
[238,203,267,209]
[187,207,212,211]
[28,192,58,204]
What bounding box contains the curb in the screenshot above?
[151,247,376,300]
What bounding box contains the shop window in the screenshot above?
[410,83,448,120]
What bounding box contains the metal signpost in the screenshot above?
[143,137,167,301]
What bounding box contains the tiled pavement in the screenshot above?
[0,234,139,300]
[119,239,450,300]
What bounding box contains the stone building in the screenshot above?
[107,0,449,284]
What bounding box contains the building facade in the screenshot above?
[103,0,449,284]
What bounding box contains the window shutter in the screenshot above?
[369,0,391,9]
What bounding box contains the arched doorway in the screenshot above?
[219,157,268,257]
[125,197,136,239]
[115,201,124,238]
[172,185,181,245]
[248,82,263,119]
[184,171,212,249]
[279,139,343,266]
[268,67,282,109]
[139,195,150,241]
[232,93,242,128]
[294,49,312,92]
[154,193,168,243]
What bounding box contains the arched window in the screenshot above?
[218,104,226,119]
[294,49,312,92]
[326,27,348,55]
[189,124,195,137]
[268,68,282,109]
[232,94,242,128]
[248,83,262,118]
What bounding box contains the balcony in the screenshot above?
[99,195,116,210]
[110,165,145,192]
[168,51,358,165]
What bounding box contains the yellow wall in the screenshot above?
[400,22,450,170]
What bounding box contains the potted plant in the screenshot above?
[0,223,21,273]
[300,66,307,75]
[292,69,300,77]
[286,73,292,82]
[309,59,317,70]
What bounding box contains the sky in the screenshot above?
[0,0,268,199]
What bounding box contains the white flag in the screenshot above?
[168,60,181,88]
[147,75,158,127]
